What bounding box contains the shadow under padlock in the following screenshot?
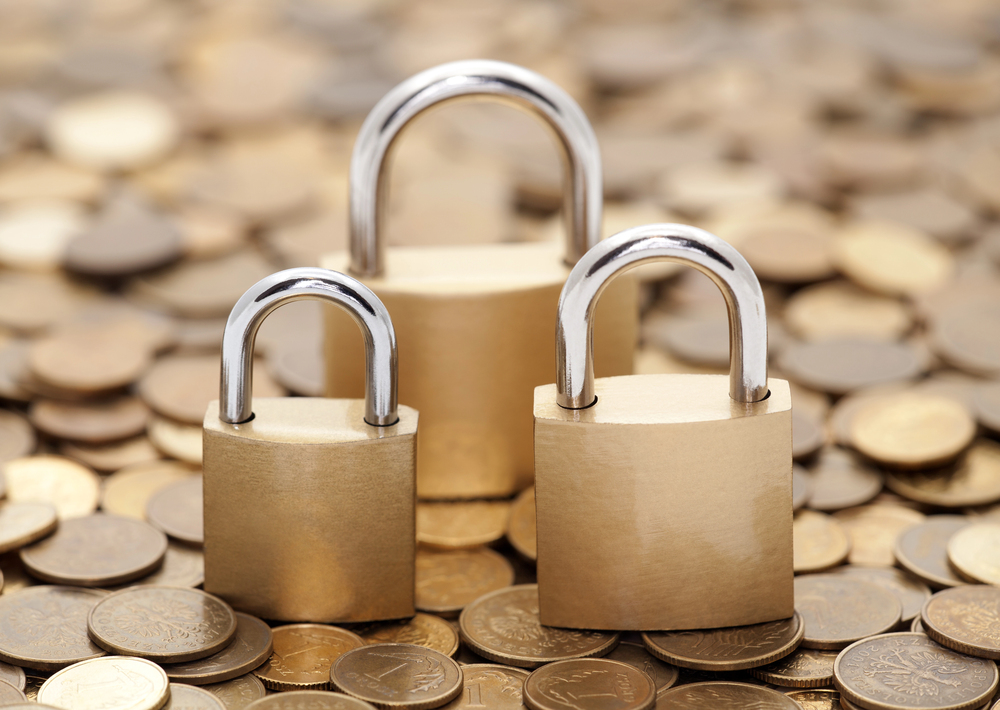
[534,223,794,632]
[322,59,638,500]
[202,267,418,623]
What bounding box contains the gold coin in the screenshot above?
[28,326,153,394]
[0,271,96,334]
[0,661,24,691]
[793,408,827,461]
[253,624,365,691]
[163,612,272,685]
[642,613,803,671]
[834,633,998,710]
[61,435,161,473]
[245,692,376,709]
[656,681,802,708]
[0,501,57,554]
[784,280,914,342]
[794,575,901,650]
[148,415,203,464]
[783,689,841,710]
[894,515,970,588]
[851,393,976,469]
[793,510,851,573]
[359,613,460,657]
[101,460,196,520]
[438,664,528,710]
[146,474,203,546]
[833,565,932,624]
[603,642,679,696]
[947,523,1000,585]
[3,455,100,519]
[415,547,514,618]
[416,501,510,550]
[805,447,883,511]
[506,486,536,561]
[459,585,619,669]
[330,643,464,710]
[20,513,167,586]
[884,441,1000,508]
[88,586,237,662]
[930,304,1000,377]
[29,395,150,444]
[165,684,226,710]
[203,674,267,709]
[750,647,838,688]
[38,656,170,710]
[0,586,106,670]
[0,410,34,465]
[0,200,85,271]
[523,658,655,710]
[922,586,1000,660]
[113,542,204,589]
[833,504,926,567]
[0,153,104,204]
[778,339,922,396]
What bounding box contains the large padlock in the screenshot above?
[203,267,418,623]
[322,60,637,499]
[534,223,793,631]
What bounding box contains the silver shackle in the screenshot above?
[349,59,602,277]
[557,223,769,409]
[219,268,398,427]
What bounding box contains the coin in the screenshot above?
[783,688,841,709]
[0,200,84,271]
[793,510,851,573]
[3,455,100,519]
[794,575,901,650]
[922,586,1000,660]
[61,436,161,473]
[360,613,460,657]
[29,396,150,444]
[604,641,679,696]
[0,586,107,670]
[147,415,203,465]
[145,474,203,546]
[415,547,515,618]
[87,586,237,662]
[203,674,267,709]
[784,280,913,342]
[851,393,976,469]
[246,692,377,709]
[0,661,24,691]
[38,656,170,710]
[894,515,970,588]
[23,672,46,701]
[642,613,803,671]
[834,566,932,624]
[459,585,620,669]
[793,465,812,510]
[165,683,226,710]
[0,410,34,464]
[0,553,36,594]
[254,623,366,691]
[28,325,153,394]
[656,681,801,708]
[330,643,464,709]
[522,658,655,710]
[794,408,827,461]
[0,502,57,554]
[115,543,204,589]
[931,304,1000,377]
[21,513,166,586]
[947,523,1000,585]
[506,486,536,561]
[750,647,837,688]
[834,632,998,710]
[159,611,271,685]
[417,501,511,549]
[101,460,196,520]
[884,441,1000,508]
[438,664,528,710]
[833,504,926,567]
[778,340,922,395]
[805,448,883,511]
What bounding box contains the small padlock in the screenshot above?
[203,267,418,623]
[534,223,793,631]
[322,59,637,500]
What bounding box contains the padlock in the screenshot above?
[534,223,793,631]
[322,60,637,499]
[203,267,418,623]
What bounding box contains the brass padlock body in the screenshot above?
[322,242,638,499]
[203,397,418,623]
[533,374,793,631]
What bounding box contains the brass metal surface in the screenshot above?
[323,243,637,499]
[37,656,170,710]
[163,612,273,685]
[794,575,902,651]
[534,374,793,630]
[203,398,417,623]
[329,643,464,709]
[656,681,801,708]
[522,658,656,710]
[253,623,365,692]
[750,647,837,688]
[922,586,1000,660]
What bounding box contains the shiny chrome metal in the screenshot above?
[220,267,398,426]
[557,223,769,409]
[349,59,602,276]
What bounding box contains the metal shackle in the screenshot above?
[349,59,602,277]
[556,223,770,410]
[219,267,398,427]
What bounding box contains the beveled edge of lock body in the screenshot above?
[349,58,602,276]
[218,267,398,427]
[556,223,769,409]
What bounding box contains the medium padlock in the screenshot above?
[322,60,637,499]
[534,223,794,631]
[203,267,418,623]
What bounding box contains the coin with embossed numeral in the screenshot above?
[203,674,267,709]
[458,585,620,669]
[834,633,998,710]
[87,586,237,663]
[163,612,273,684]
[523,658,655,710]
[331,643,464,710]
[921,586,1000,660]
[359,613,460,657]
[38,656,170,710]
[246,692,377,709]
[439,664,528,710]
[751,647,838,688]
[0,586,107,671]
[604,642,679,696]
[254,623,365,691]
[784,689,841,709]
[657,681,801,708]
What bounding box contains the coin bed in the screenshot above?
[0,0,999,709]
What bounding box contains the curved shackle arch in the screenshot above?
[557,223,769,410]
[219,268,398,427]
[349,59,602,277]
